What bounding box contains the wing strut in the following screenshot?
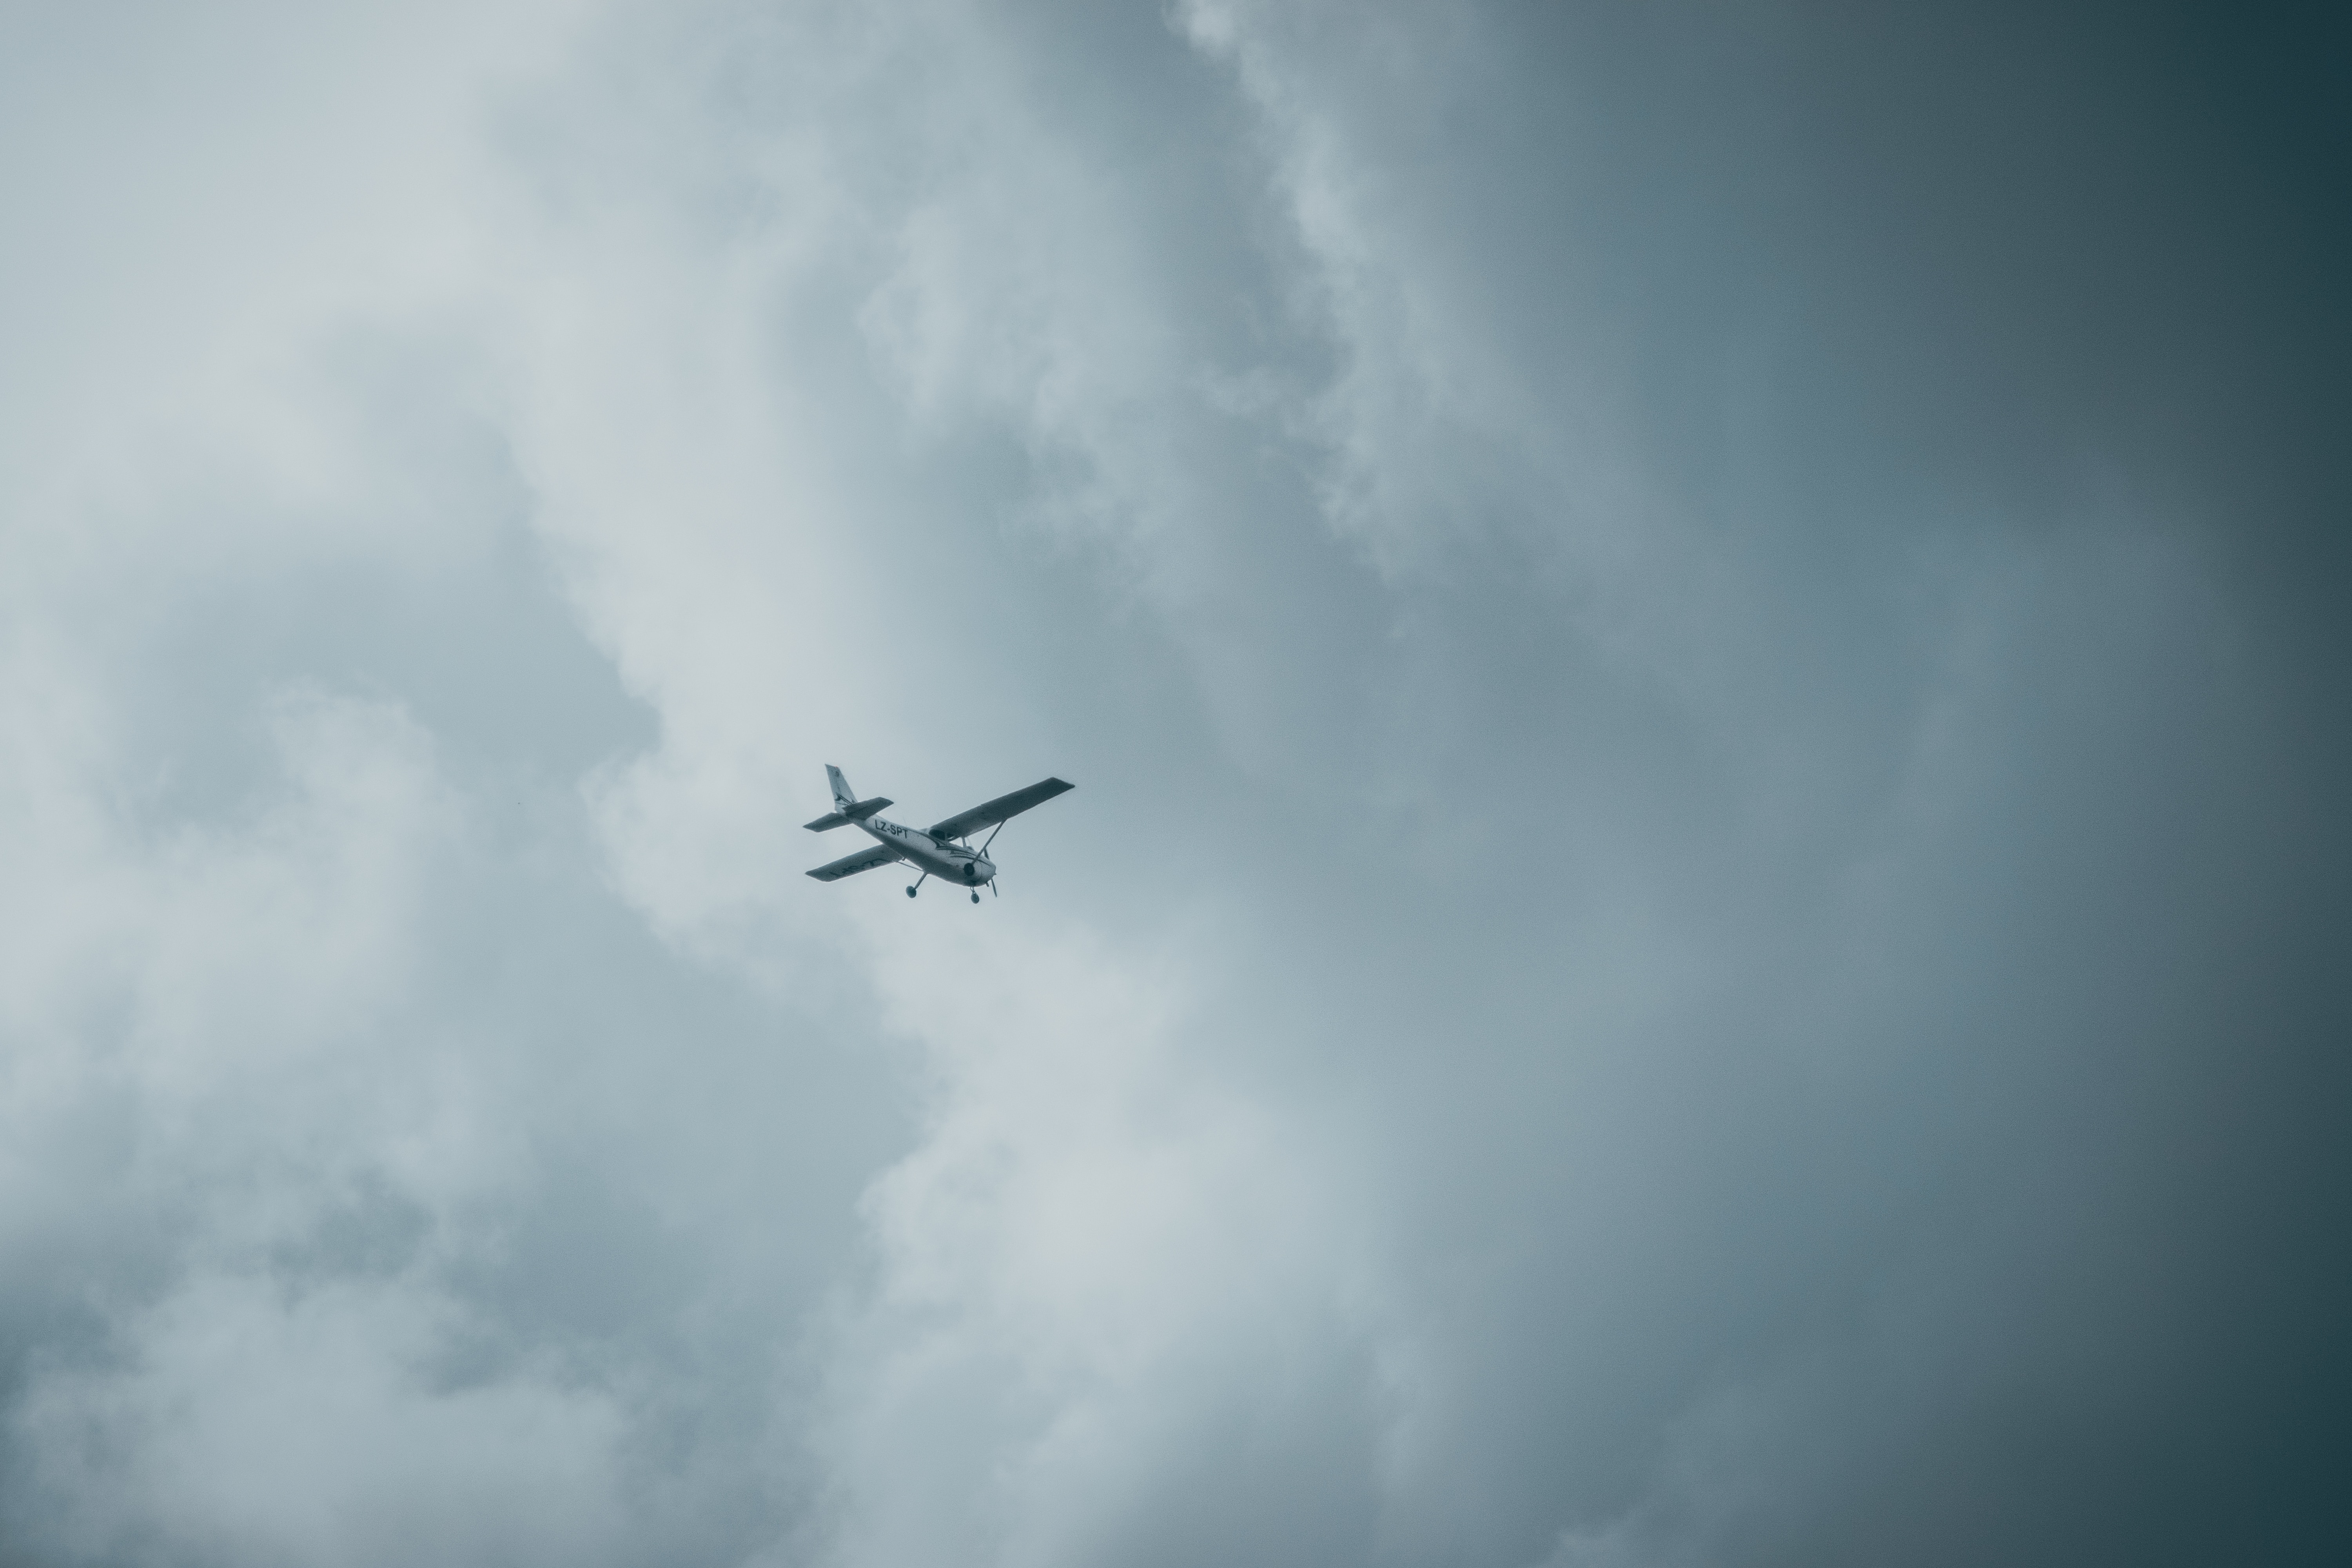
[977,817,1017,895]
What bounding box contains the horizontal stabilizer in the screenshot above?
[807,844,902,882]
[805,796,892,831]
[929,777,1074,842]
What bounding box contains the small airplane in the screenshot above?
[804,764,1074,903]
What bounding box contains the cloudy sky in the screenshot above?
[3,2,2346,1564]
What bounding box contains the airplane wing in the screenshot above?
[806,843,903,882]
[928,777,1074,842]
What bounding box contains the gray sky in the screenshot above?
[3,2,2345,1564]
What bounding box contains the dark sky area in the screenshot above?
[1,3,2345,1565]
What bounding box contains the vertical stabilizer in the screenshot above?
[806,765,891,831]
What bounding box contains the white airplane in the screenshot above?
[805,764,1074,903]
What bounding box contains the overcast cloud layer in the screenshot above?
[3,3,2347,1564]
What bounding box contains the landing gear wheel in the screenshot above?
[971,891,981,904]
[906,886,917,898]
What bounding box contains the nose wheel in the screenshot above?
[971,891,981,904]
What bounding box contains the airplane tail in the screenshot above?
[805,765,893,832]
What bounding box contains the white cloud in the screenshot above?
[15,1272,630,1568]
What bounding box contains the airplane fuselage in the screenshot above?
[860,816,996,889]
